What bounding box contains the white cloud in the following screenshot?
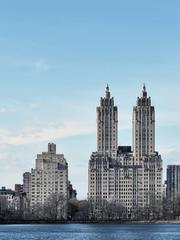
[0,121,95,145]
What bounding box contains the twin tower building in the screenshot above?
[88,85,163,214]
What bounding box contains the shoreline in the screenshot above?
[1,220,180,225]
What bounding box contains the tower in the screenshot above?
[132,84,155,162]
[30,143,69,219]
[88,84,163,218]
[96,84,118,158]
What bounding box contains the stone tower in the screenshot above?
[96,84,118,158]
[132,84,155,162]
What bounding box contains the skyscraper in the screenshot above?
[89,86,119,210]
[97,85,118,158]
[132,84,155,162]
[89,85,140,215]
[132,84,162,208]
[88,84,163,218]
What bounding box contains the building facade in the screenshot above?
[89,150,143,214]
[23,172,31,200]
[167,165,180,201]
[132,85,163,208]
[30,143,68,210]
[0,187,16,211]
[68,181,77,199]
[15,184,23,195]
[88,85,163,217]
[132,84,155,162]
[97,84,118,159]
[141,153,163,207]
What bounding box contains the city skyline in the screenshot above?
[0,1,180,199]
[0,83,179,199]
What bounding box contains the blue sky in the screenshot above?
[0,1,179,198]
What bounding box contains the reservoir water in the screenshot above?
[0,224,180,240]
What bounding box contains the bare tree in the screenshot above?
[0,196,8,213]
[44,193,67,221]
[67,198,79,220]
[89,199,126,221]
[106,200,126,220]
[31,203,44,220]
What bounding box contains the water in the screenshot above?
[0,224,180,240]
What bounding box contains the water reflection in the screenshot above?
[0,224,180,240]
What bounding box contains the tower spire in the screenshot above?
[97,84,118,158]
[106,83,109,91]
[105,83,110,98]
[142,83,147,98]
[143,83,146,92]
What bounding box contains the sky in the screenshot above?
[0,0,179,199]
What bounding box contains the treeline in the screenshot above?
[1,194,180,223]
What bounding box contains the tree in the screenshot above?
[67,198,79,220]
[44,193,66,221]
[89,198,126,221]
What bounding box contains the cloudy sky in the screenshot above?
[0,0,179,198]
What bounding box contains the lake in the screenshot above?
[0,224,180,240]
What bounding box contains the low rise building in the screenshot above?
[0,187,15,211]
